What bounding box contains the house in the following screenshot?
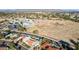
[40,42,61,50]
[8,18,35,30]
[22,19,35,28]
[8,21,20,30]
[16,34,40,49]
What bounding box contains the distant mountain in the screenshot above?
[0,9,16,13]
[62,9,79,12]
[0,9,79,13]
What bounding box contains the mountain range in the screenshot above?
[0,9,79,13]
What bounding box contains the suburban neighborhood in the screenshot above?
[0,9,79,50]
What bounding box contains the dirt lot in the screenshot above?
[32,19,79,40]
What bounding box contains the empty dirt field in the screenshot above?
[31,19,79,40]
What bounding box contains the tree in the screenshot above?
[70,39,79,50]
[33,30,39,34]
[0,33,4,39]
